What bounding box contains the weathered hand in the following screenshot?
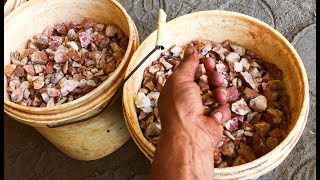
[150,45,232,180]
[158,45,231,149]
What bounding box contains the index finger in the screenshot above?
[172,46,199,82]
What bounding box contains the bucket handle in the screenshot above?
[46,45,163,128]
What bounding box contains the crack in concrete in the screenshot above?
[258,0,276,28]
[291,23,316,46]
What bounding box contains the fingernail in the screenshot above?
[213,111,223,124]
[184,46,194,56]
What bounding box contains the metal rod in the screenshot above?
[159,0,163,10]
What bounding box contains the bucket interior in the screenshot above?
[123,11,308,164]
[4,0,131,104]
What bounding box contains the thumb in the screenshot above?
[173,46,200,81]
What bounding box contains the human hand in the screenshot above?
[150,45,232,180]
[158,45,231,149]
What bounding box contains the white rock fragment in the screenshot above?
[251,61,261,69]
[198,75,210,92]
[234,129,245,138]
[226,52,240,63]
[148,64,162,75]
[67,29,77,40]
[51,71,64,84]
[250,68,261,79]
[11,88,24,102]
[87,80,97,87]
[7,80,21,92]
[78,79,87,88]
[159,58,173,70]
[19,81,30,90]
[85,28,94,35]
[72,62,82,68]
[225,118,239,132]
[196,64,206,78]
[223,130,236,140]
[47,87,61,97]
[54,46,69,63]
[67,41,79,51]
[138,111,148,121]
[147,92,160,107]
[246,111,258,122]
[240,72,256,90]
[60,80,79,95]
[231,98,251,115]
[234,62,243,72]
[223,79,229,87]
[23,89,31,99]
[244,131,254,136]
[141,106,154,113]
[216,62,227,73]
[46,98,55,107]
[230,43,246,56]
[41,92,50,103]
[240,58,250,71]
[34,64,44,74]
[232,78,238,88]
[216,140,224,148]
[170,45,183,57]
[249,95,267,112]
[135,92,152,109]
[33,77,45,89]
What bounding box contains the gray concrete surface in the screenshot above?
[4,0,316,179]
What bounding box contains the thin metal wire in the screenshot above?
[159,0,162,10]
[47,45,162,128]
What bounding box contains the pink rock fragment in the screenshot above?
[212,43,229,61]
[216,62,228,73]
[231,98,251,115]
[159,58,173,70]
[225,117,239,131]
[47,88,61,97]
[79,32,93,48]
[30,51,48,65]
[11,88,24,102]
[54,46,69,63]
[23,65,35,75]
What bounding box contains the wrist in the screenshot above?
[160,124,213,153]
[152,125,214,180]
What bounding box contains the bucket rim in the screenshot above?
[122,10,309,178]
[4,0,138,113]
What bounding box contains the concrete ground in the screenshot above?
[4,0,316,179]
